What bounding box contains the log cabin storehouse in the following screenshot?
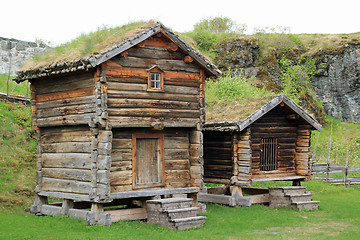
[200,94,322,207]
[14,21,219,227]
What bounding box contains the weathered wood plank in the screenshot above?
[112,139,132,149]
[41,177,92,194]
[110,187,199,199]
[40,130,92,143]
[108,108,200,118]
[41,153,92,169]
[37,104,96,118]
[165,160,190,170]
[36,88,95,103]
[42,168,92,182]
[107,98,199,110]
[106,65,200,81]
[110,171,132,186]
[36,95,96,109]
[108,208,147,222]
[107,89,199,102]
[34,72,94,94]
[41,142,92,153]
[36,113,94,127]
[126,46,184,60]
[198,193,236,206]
[165,149,189,160]
[165,170,190,182]
[113,56,199,73]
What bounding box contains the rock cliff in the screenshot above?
[214,37,360,123]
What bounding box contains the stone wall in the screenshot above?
[0,37,51,75]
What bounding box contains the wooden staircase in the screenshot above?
[269,186,320,211]
[146,198,206,230]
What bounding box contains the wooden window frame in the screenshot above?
[132,133,165,189]
[147,66,164,92]
[260,137,278,171]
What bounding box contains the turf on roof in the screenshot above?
[21,21,157,71]
[205,96,274,123]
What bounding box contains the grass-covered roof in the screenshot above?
[21,21,157,71]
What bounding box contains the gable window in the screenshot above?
[132,133,165,189]
[150,73,162,90]
[260,138,278,171]
[147,65,164,92]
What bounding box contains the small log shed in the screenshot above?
[14,21,219,225]
[202,94,321,200]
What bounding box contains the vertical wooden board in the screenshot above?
[135,138,160,184]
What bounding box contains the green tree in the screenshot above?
[194,17,246,34]
[189,17,246,54]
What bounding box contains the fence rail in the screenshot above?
[0,92,30,104]
[311,162,360,187]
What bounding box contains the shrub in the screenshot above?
[205,71,273,102]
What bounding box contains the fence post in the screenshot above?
[344,139,349,187]
[310,130,321,180]
[326,120,333,183]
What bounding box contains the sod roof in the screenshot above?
[15,21,219,82]
[205,94,322,131]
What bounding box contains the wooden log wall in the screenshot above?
[295,125,312,178]
[234,128,252,186]
[103,33,204,128]
[203,131,233,184]
[110,128,192,193]
[250,108,298,179]
[38,126,94,200]
[31,71,96,127]
[189,129,203,188]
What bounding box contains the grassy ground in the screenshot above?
[311,116,360,167]
[0,100,36,212]
[0,180,359,240]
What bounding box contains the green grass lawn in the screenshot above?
[1,180,359,240]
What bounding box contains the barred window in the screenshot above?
[260,138,278,171]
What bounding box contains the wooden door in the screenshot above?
[132,134,165,188]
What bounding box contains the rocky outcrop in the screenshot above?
[214,38,360,123]
[0,37,51,75]
[312,43,360,123]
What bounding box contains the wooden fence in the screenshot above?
[0,92,30,104]
[311,162,360,186]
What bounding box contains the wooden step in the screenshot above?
[286,193,313,203]
[170,216,207,230]
[282,187,307,195]
[147,198,193,211]
[166,207,199,219]
[292,201,320,211]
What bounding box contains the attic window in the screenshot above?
[147,66,164,92]
[260,138,278,171]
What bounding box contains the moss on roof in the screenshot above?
[205,95,274,123]
[21,20,157,71]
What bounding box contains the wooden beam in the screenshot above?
[110,187,199,199]
[107,208,147,222]
[166,42,178,51]
[184,55,193,63]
